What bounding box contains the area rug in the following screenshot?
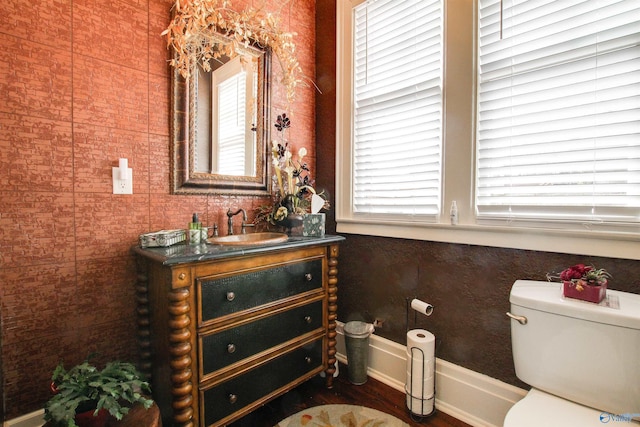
[275,404,410,427]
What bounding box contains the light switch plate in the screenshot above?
[112,167,133,194]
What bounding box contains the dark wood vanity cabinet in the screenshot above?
[133,237,343,427]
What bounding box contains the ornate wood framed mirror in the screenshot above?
[170,44,271,195]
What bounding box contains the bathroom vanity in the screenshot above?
[132,235,344,427]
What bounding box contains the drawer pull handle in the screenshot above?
[304,316,312,324]
[228,394,238,404]
[305,356,312,364]
[178,273,186,280]
[305,273,313,281]
[226,291,235,302]
[227,343,236,354]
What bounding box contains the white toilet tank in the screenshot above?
[509,280,640,416]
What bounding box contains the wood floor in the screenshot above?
[229,363,472,427]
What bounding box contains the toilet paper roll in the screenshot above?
[405,364,434,396]
[407,329,435,359]
[405,372,434,395]
[406,393,434,416]
[406,329,435,416]
[410,299,434,316]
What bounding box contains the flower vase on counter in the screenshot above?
[273,194,304,234]
[255,113,330,234]
[276,213,304,235]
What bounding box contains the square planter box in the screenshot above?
[563,281,607,303]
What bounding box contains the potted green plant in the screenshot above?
[44,357,154,427]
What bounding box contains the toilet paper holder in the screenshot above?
[405,297,437,419]
[405,297,434,333]
[406,344,435,418]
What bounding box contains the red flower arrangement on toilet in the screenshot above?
[549,263,611,303]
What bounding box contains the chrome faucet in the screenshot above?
[226,208,247,235]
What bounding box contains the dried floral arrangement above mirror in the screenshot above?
[163,0,308,104]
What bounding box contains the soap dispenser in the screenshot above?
[189,213,202,244]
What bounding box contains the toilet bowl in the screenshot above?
[505,280,640,426]
[504,388,624,427]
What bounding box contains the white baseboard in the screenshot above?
[3,409,44,427]
[336,322,527,427]
[7,327,526,427]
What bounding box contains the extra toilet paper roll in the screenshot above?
[406,387,434,416]
[410,299,434,316]
[406,329,435,416]
[407,329,435,360]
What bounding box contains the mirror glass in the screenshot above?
[195,55,256,176]
[171,43,271,195]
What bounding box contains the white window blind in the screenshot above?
[476,0,640,226]
[353,0,442,217]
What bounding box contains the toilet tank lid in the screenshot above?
[510,280,640,329]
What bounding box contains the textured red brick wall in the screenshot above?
[0,0,315,419]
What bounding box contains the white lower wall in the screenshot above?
[336,321,527,427]
[6,325,527,427]
[3,410,44,427]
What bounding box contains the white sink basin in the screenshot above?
[207,232,288,246]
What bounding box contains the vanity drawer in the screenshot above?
[200,301,323,377]
[201,338,323,427]
[199,259,323,322]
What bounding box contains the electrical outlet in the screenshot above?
[112,167,133,194]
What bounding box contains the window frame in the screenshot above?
[335,0,640,261]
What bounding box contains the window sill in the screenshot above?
[336,219,640,261]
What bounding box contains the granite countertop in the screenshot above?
[132,234,345,266]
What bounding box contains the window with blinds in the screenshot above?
[352,0,443,217]
[476,0,640,226]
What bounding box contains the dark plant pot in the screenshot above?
[74,408,110,427]
[49,383,110,427]
[275,214,303,235]
[563,280,607,303]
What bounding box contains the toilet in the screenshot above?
[504,280,640,427]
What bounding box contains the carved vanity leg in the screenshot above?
[326,244,339,388]
[168,287,195,427]
[135,258,152,379]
